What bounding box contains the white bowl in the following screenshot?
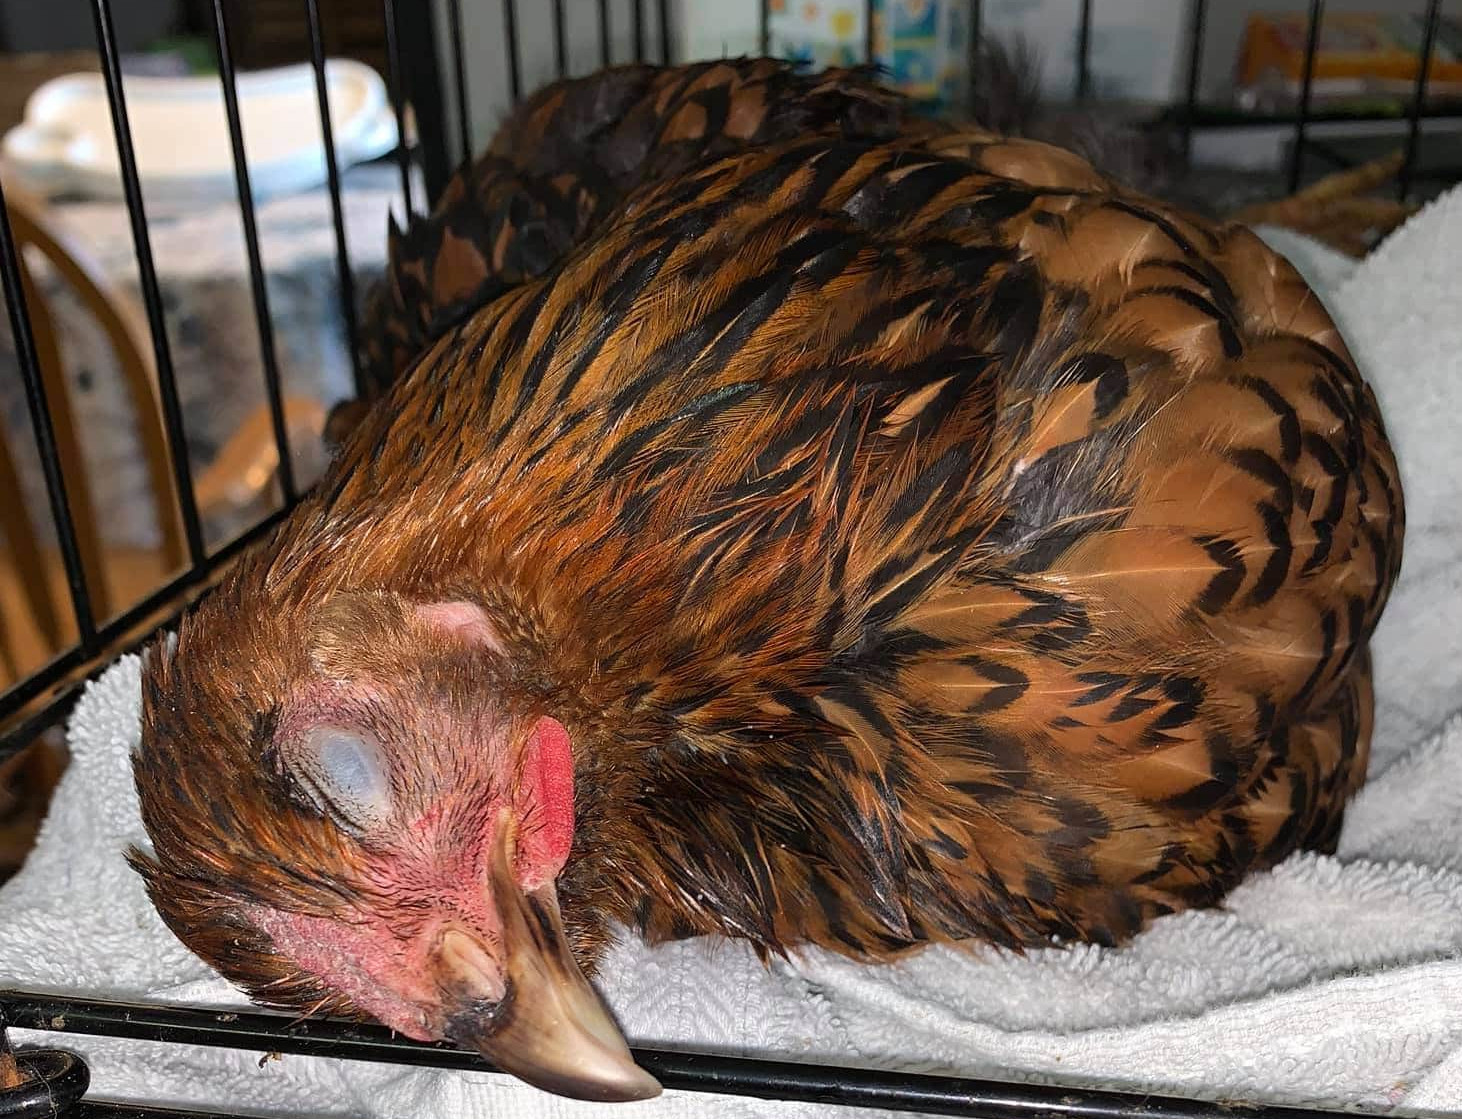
[2,59,399,206]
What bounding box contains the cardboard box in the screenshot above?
[1237,11,1462,110]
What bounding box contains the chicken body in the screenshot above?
[134,62,1403,1102]
[348,59,944,414]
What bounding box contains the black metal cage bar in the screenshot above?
[1288,0,1326,194]
[303,0,364,396]
[209,0,297,505]
[1075,0,1093,101]
[633,0,646,70]
[446,0,473,162]
[381,0,417,218]
[1400,0,1444,200]
[1,1,1458,1114]
[966,0,982,114]
[0,992,1355,1119]
[1181,0,1206,167]
[88,0,207,571]
[395,1,451,204]
[552,0,568,80]
[503,0,523,104]
[0,178,96,653]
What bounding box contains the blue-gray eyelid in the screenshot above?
[296,726,394,833]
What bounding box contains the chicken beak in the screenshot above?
[433,823,661,1102]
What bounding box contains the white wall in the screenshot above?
[977,0,1184,102]
[432,0,673,159]
[677,0,759,61]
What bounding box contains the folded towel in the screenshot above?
[3,186,1460,1119]
[1323,195,1462,773]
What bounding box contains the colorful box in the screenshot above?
[766,0,970,107]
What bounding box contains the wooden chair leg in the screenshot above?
[21,265,110,622]
[0,424,63,654]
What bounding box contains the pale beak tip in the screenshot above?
[582,1060,663,1103]
[573,1039,661,1102]
[468,1033,663,1103]
[621,1069,664,1102]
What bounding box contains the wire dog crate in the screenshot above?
[0,1,1456,1116]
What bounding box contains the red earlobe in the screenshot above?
[414,601,571,883]
[415,600,503,653]
[517,716,575,886]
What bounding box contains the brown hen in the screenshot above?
[332,59,942,440]
[132,61,1404,1103]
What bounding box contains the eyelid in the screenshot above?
[293,725,394,835]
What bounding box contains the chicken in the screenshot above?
[132,61,1404,1103]
[328,59,942,444]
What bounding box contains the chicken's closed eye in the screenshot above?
[291,727,393,836]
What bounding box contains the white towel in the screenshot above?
[3,188,1461,1118]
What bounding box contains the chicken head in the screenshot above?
[132,590,659,1101]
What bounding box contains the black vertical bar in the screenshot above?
[382,0,415,217]
[552,0,567,78]
[658,0,670,65]
[1075,0,1093,101]
[0,178,96,647]
[303,0,364,398]
[759,0,769,56]
[446,0,471,161]
[966,0,982,115]
[1288,0,1324,194]
[599,0,611,67]
[1399,0,1441,201]
[395,0,450,205]
[503,0,521,102]
[88,0,206,569]
[210,0,296,504]
[1181,0,1206,167]
[864,0,875,67]
[633,0,645,63]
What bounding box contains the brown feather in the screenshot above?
[133,61,1404,1025]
